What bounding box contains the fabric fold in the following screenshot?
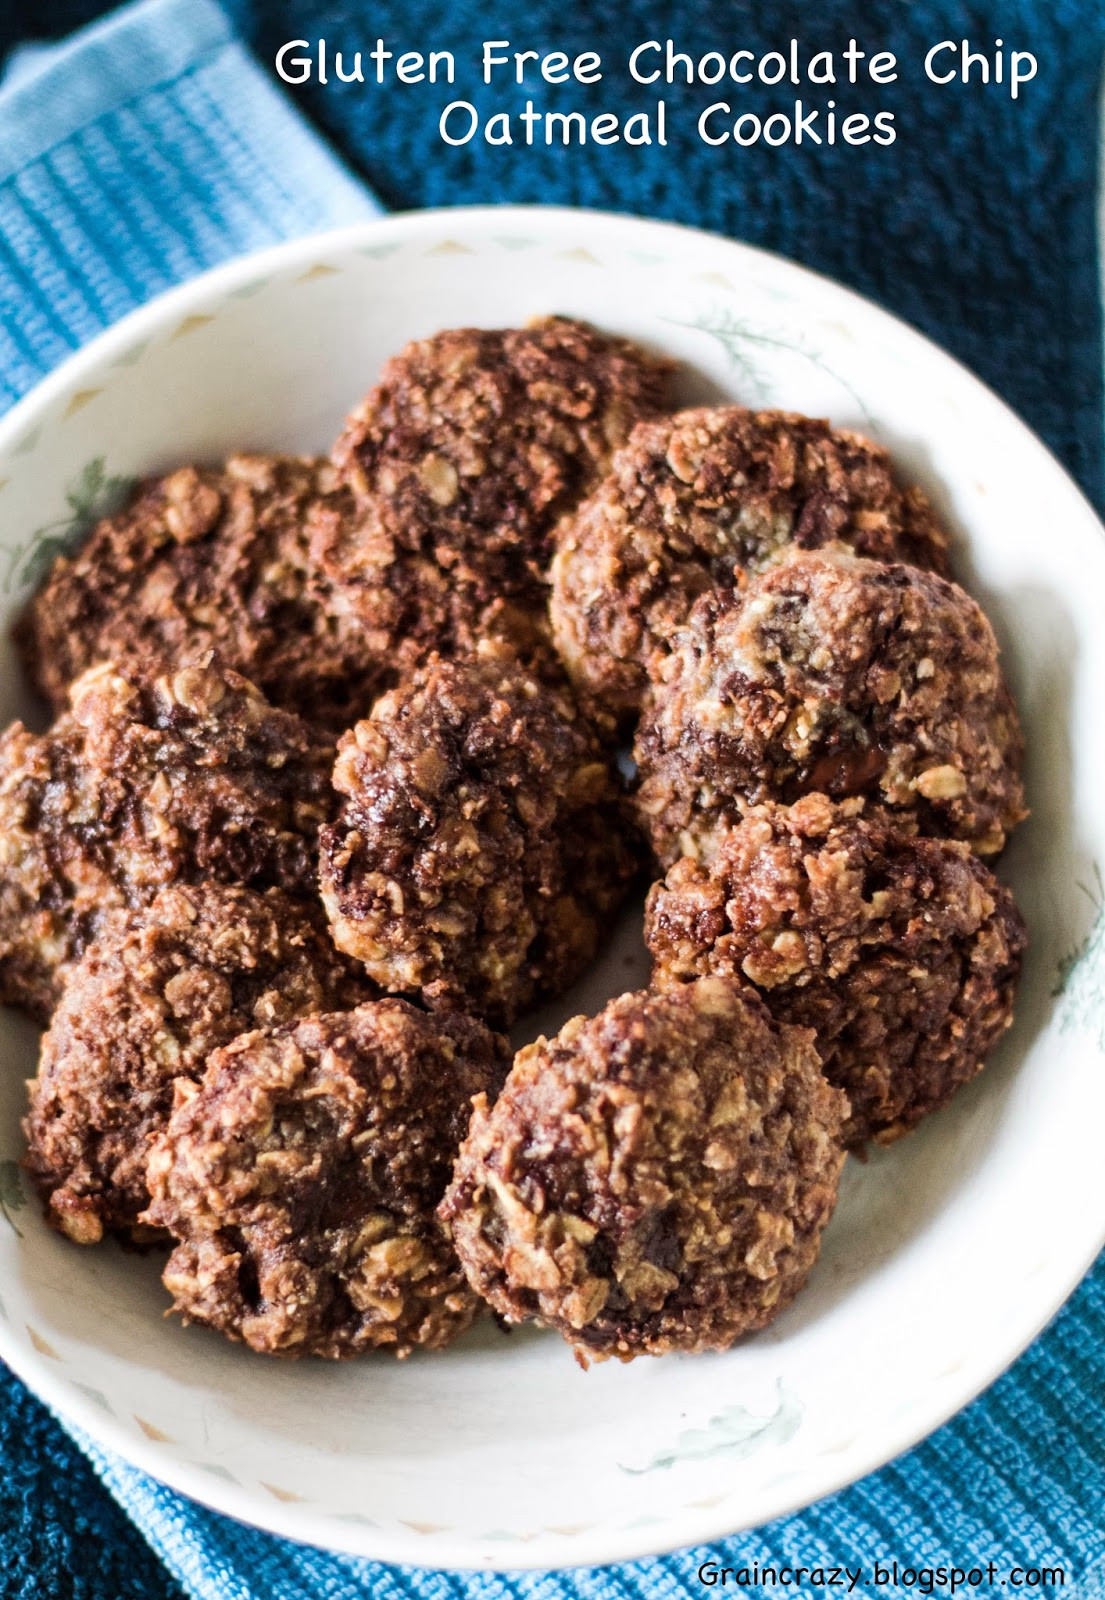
[0,0,379,412]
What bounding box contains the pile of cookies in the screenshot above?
[1,317,1026,1365]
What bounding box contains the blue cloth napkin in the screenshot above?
[0,0,379,411]
[71,1267,1105,1599]
[0,1,1104,1597]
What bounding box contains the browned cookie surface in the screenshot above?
[551,407,950,716]
[322,318,671,669]
[19,455,383,731]
[145,1001,509,1358]
[24,884,369,1244]
[0,658,331,1019]
[634,547,1025,866]
[308,493,560,691]
[440,978,846,1362]
[319,654,638,1027]
[646,794,1026,1145]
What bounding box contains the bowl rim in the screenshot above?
[0,201,1103,1572]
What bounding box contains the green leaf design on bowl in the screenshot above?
[1054,865,1105,1051]
[619,1383,801,1475]
[669,304,876,430]
[3,456,137,596]
[0,1159,26,1238]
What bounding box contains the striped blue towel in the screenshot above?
[0,2,1103,1598]
[0,0,379,412]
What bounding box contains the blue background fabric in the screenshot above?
[0,0,1102,1596]
[0,0,379,410]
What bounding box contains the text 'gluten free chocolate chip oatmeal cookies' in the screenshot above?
[145,1001,509,1359]
[319,653,639,1026]
[24,883,370,1245]
[551,407,950,716]
[0,657,331,1019]
[645,794,1026,1146]
[634,546,1026,866]
[440,978,847,1362]
[19,455,383,732]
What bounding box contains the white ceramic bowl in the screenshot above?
[0,206,1102,1572]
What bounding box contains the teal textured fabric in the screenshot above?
[0,0,379,410]
[0,1,1103,1597]
[74,1261,1105,1597]
[19,0,1100,513]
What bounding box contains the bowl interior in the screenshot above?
[0,209,1102,1570]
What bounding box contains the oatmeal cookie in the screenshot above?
[321,318,671,664]
[0,657,331,1019]
[18,455,383,730]
[634,547,1025,866]
[145,1001,509,1358]
[319,654,638,1026]
[645,794,1026,1144]
[307,496,559,690]
[24,884,369,1244]
[551,407,950,715]
[440,978,846,1361]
